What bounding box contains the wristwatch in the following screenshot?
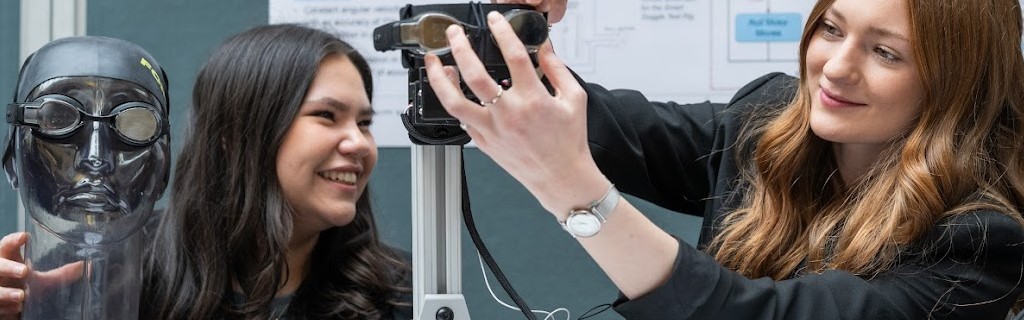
[559,184,620,238]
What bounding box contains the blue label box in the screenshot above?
[735,13,803,42]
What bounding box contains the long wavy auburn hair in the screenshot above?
[709,0,1024,280]
[141,24,409,319]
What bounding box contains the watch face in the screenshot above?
[567,212,601,237]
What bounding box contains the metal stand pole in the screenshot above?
[412,145,471,320]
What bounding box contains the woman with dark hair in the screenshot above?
[141,23,411,319]
[427,0,1024,318]
[0,24,411,319]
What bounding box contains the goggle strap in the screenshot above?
[5,103,20,124]
[373,21,402,52]
[5,102,49,126]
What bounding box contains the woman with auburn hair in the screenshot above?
[426,0,1024,318]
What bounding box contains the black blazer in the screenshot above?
[584,73,1024,319]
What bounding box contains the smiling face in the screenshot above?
[806,0,924,149]
[276,54,376,238]
[14,76,169,246]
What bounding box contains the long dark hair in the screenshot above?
[142,24,409,319]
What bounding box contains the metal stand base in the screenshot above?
[412,145,471,320]
[419,294,471,320]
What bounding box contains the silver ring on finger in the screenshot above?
[480,85,504,106]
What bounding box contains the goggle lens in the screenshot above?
[114,107,159,143]
[36,100,81,134]
[417,15,458,51]
[506,10,548,49]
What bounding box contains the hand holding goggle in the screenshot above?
[6,95,167,147]
[374,8,548,55]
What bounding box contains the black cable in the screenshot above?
[460,151,538,320]
[471,2,491,63]
[577,303,612,320]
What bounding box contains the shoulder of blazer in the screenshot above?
[728,72,799,108]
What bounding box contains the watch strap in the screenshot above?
[590,184,619,221]
[558,184,619,237]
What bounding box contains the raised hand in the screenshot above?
[424,11,609,218]
[0,232,85,319]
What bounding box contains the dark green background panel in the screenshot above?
[0,0,20,237]
[87,0,268,158]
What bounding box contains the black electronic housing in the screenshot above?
[373,3,541,145]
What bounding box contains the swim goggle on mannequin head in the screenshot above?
[373,5,549,55]
[3,36,171,247]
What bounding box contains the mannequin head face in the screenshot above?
[10,77,169,245]
[3,37,170,246]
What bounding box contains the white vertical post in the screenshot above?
[17,0,87,231]
[412,145,470,320]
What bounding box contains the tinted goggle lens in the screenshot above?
[114,107,160,143]
[506,10,548,48]
[413,14,458,52]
